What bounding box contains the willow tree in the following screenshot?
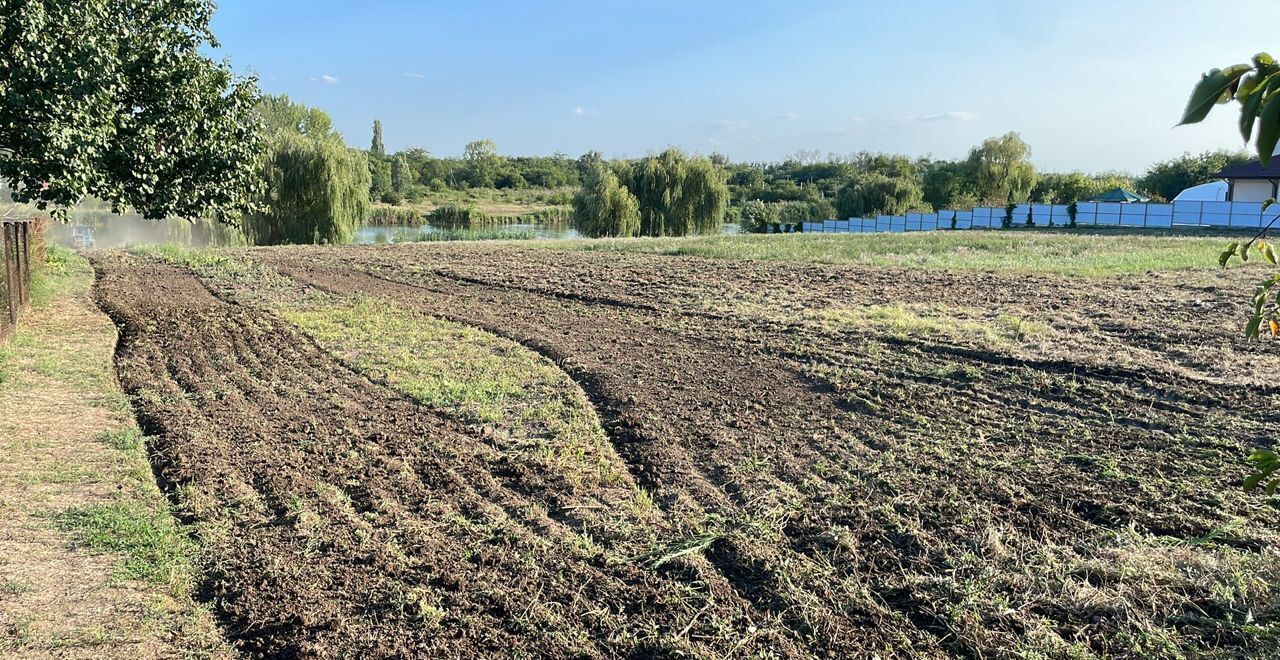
[618,148,728,236]
[241,96,371,245]
[967,132,1037,204]
[836,173,929,218]
[572,164,640,237]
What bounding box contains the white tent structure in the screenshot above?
[1173,181,1229,202]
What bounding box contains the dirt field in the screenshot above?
[90,241,1280,658]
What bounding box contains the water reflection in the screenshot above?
[34,206,742,249]
[353,221,742,244]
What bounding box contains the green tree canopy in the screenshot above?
[967,132,1038,204]
[1031,171,1139,204]
[921,160,979,211]
[618,148,728,237]
[738,199,776,233]
[241,96,371,245]
[1137,151,1252,202]
[572,164,640,238]
[463,139,502,188]
[370,119,386,158]
[0,0,263,220]
[835,173,928,219]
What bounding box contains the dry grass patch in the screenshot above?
[814,302,1056,348]
[0,247,230,658]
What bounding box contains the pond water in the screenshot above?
[353,221,742,244]
[42,215,743,250]
[353,221,580,244]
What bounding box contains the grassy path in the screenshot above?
[0,249,228,658]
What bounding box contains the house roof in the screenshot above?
[1214,160,1280,180]
[1090,187,1149,203]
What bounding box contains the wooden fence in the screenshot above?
[1,218,46,342]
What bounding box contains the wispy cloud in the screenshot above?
[913,110,975,123]
[709,119,750,132]
[810,117,867,137]
[403,73,425,79]
[571,106,597,116]
[774,112,803,121]
[308,74,339,84]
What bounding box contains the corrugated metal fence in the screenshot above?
[1,218,46,342]
[777,201,1280,234]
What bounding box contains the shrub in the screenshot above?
[738,199,776,234]
[368,205,424,225]
[429,204,487,225]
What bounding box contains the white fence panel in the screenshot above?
[1231,201,1265,228]
[1146,204,1173,227]
[1096,203,1121,225]
[1265,205,1280,229]
[772,200,1274,236]
[1119,204,1148,227]
[1202,201,1231,226]
[1172,201,1203,225]
[1075,202,1097,225]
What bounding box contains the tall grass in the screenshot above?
[367,205,425,225]
[415,229,537,242]
[541,229,1258,277]
[427,204,486,225]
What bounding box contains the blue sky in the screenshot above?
[210,0,1278,172]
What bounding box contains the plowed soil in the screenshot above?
[93,244,1280,659]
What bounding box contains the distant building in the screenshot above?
[1214,160,1280,202]
[1173,180,1228,202]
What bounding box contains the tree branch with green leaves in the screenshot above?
[0,0,264,221]
[1181,51,1280,495]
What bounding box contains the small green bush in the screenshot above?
[368,206,424,225]
[429,204,487,225]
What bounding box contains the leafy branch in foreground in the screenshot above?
[1179,52,1280,167]
[1245,450,1279,494]
[0,0,265,221]
[1182,51,1280,496]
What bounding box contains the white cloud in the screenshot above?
[914,110,975,123]
[775,112,803,121]
[812,117,867,137]
[571,106,597,116]
[308,74,339,84]
[709,119,750,132]
[403,73,425,79]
